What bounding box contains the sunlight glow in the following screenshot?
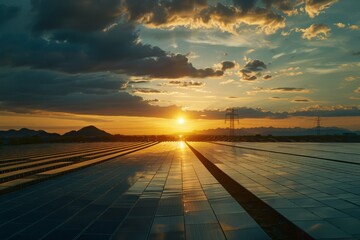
[179,141,185,149]
[177,117,185,125]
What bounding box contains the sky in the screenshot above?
[0,0,359,134]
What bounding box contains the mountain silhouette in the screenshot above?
[63,125,112,138]
[0,128,60,139]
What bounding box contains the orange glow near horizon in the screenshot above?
[1,111,360,135]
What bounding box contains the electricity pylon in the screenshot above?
[316,116,321,136]
[225,108,239,139]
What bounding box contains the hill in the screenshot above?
[0,128,60,139]
[63,125,112,138]
[0,126,113,144]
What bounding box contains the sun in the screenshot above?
[177,117,185,125]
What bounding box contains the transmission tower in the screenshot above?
[315,116,321,136]
[225,108,239,138]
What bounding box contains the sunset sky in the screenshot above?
[0,0,359,134]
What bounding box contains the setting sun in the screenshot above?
[177,117,185,125]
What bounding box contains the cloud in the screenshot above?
[239,59,267,81]
[272,52,285,59]
[349,25,359,30]
[166,80,205,87]
[185,107,288,119]
[233,0,257,12]
[133,88,165,94]
[263,74,272,80]
[273,67,304,78]
[305,0,338,18]
[187,105,360,119]
[248,87,310,95]
[123,1,286,34]
[344,76,359,82]
[0,4,19,26]
[291,98,311,103]
[185,31,271,48]
[245,59,267,71]
[118,54,223,78]
[0,68,181,118]
[334,23,359,31]
[28,0,338,37]
[245,49,255,54]
[269,96,287,101]
[298,24,331,40]
[0,68,126,96]
[341,62,360,68]
[334,22,346,28]
[221,61,236,71]
[291,105,360,117]
[263,0,302,16]
[31,0,123,32]
[29,0,338,36]
[242,75,257,81]
[272,87,309,92]
[306,67,339,74]
[220,79,235,85]
[0,23,222,78]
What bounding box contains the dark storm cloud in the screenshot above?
[117,54,223,78]
[0,69,125,96]
[31,0,123,32]
[0,68,180,117]
[0,23,162,71]
[0,1,225,79]
[29,0,337,36]
[0,4,20,26]
[0,23,222,78]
